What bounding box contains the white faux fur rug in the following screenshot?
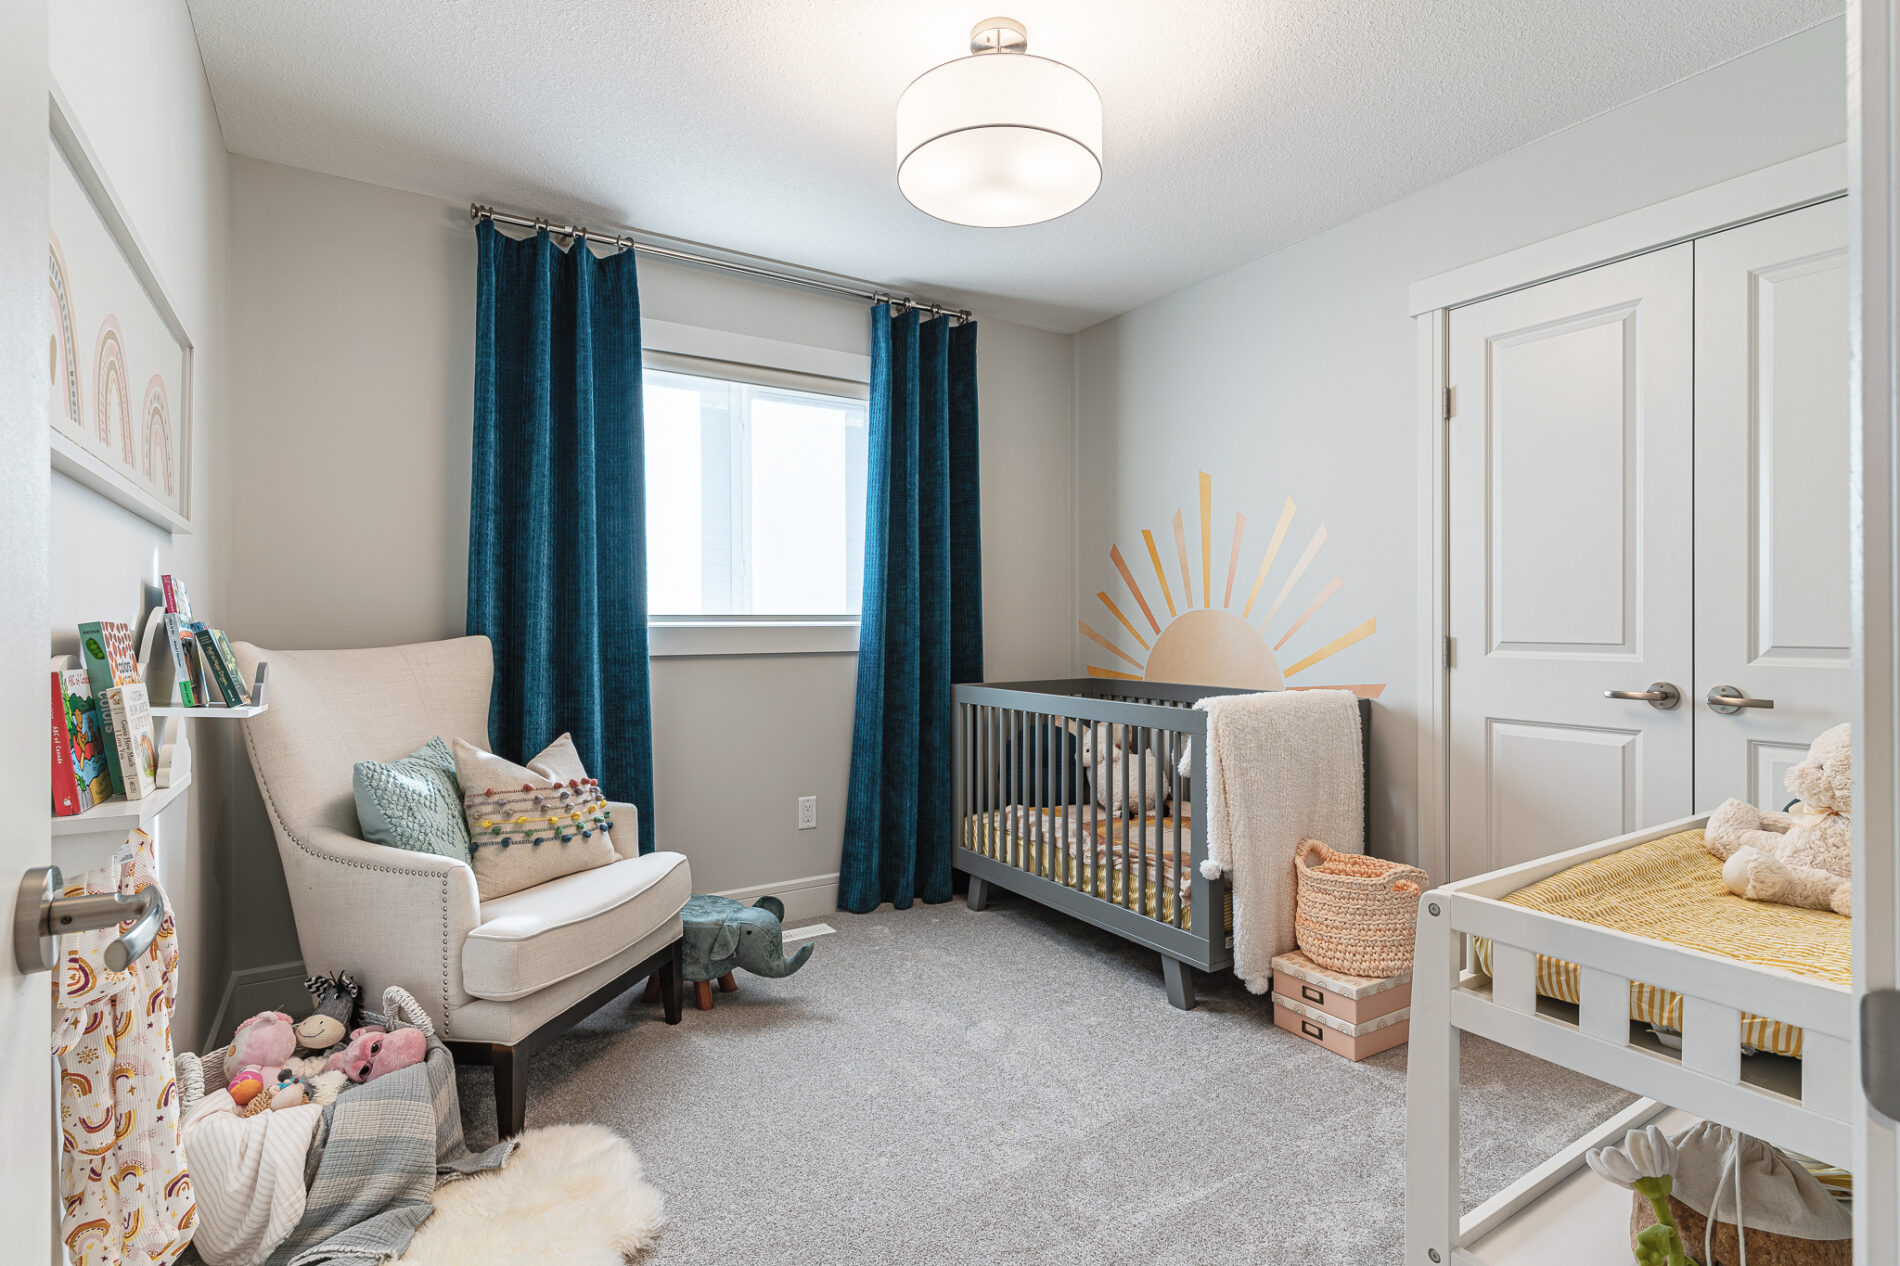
[392,1123,664,1265]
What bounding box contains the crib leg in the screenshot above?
[966,875,991,912]
[1162,956,1196,1010]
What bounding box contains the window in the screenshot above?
[643,364,868,617]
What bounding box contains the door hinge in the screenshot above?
[1443,635,1454,669]
[1442,386,1454,420]
[1865,990,1900,1120]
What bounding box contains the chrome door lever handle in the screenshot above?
[1706,685,1774,715]
[1604,682,1681,710]
[12,865,162,974]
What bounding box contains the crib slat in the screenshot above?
[1136,725,1148,917]
[1087,719,1098,896]
[1680,995,1743,1084]
[1162,726,1178,923]
[1491,944,1537,1015]
[1577,966,1630,1046]
[1119,724,1131,909]
[1801,1031,1851,1121]
[1010,707,1019,868]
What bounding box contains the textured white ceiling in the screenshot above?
[184,0,1838,331]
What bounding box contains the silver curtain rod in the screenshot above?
[469,203,973,323]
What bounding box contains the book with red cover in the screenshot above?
[50,672,83,816]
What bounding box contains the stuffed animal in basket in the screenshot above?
[293,970,361,1056]
[223,1011,297,1101]
[323,1024,427,1084]
[1704,722,1852,916]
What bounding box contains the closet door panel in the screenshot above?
[1693,199,1851,811]
[1447,245,1694,878]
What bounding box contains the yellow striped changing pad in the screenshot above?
[1471,829,1850,1058]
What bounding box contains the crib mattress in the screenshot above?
[1471,829,1850,1058]
[961,808,1232,931]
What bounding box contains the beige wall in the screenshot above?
[1074,20,1848,869]
[222,158,1077,979]
[48,0,234,1048]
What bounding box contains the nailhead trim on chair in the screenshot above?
[240,716,460,1032]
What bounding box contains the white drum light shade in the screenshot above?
[896,26,1102,228]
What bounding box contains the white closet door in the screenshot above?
[1693,198,1852,811]
[1447,245,1694,879]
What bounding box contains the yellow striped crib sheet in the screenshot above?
[1471,829,1849,1058]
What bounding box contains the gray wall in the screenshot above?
[1073,20,1849,867]
[221,157,1077,980]
[47,0,236,1048]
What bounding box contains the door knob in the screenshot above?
[1706,685,1774,715]
[1603,682,1681,710]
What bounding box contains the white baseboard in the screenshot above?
[203,958,306,1051]
[713,872,839,924]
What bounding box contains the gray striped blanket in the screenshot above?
[262,1000,513,1265]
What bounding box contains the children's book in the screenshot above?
[59,669,113,808]
[190,623,250,706]
[78,620,139,795]
[160,575,199,706]
[161,611,198,707]
[51,673,84,816]
[105,683,158,800]
[161,574,194,621]
[183,631,212,705]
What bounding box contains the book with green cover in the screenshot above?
[78,620,138,795]
[190,622,250,706]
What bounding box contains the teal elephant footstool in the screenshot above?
[643,893,813,1011]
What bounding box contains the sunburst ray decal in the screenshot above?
[1223,512,1246,609]
[1142,529,1177,618]
[1082,472,1384,699]
[1170,510,1193,611]
[1242,496,1295,618]
[1109,545,1161,634]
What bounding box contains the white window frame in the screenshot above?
[641,319,871,658]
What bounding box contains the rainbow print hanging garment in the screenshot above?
[53,829,193,1265]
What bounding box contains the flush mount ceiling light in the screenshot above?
[895,17,1103,228]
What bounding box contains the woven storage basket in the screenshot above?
[176,985,435,1117]
[1293,839,1429,978]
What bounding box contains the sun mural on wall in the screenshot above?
[1081,471,1384,699]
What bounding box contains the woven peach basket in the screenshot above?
[1293,839,1430,978]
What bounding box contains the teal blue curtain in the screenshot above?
[839,306,983,911]
[467,221,655,853]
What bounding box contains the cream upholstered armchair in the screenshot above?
[232,636,690,1136]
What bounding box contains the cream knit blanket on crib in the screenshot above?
[1189,689,1364,992]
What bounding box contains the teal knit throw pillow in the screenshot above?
[353,737,472,864]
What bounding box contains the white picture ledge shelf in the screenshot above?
[51,773,193,838]
[149,660,270,718]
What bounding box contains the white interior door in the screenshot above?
[1693,198,1853,811]
[1447,245,1695,879]
[1,14,56,1258]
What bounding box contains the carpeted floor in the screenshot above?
[456,893,1635,1265]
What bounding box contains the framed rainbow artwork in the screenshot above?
[47,86,194,533]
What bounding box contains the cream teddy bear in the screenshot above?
[1703,722,1852,916]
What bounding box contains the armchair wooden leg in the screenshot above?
[659,939,684,1025]
[492,1043,527,1138]
[641,975,662,1004]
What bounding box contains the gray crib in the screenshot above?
[952,678,1371,1010]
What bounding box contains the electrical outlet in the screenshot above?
[797,796,817,831]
